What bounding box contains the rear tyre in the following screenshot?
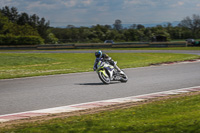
[98,71,110,84]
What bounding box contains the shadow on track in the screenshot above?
[76,82,121,86]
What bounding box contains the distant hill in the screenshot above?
[53,21,180,28]
[123,21,180,28]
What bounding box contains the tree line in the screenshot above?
[0,6,57,44]
[51,16,200,43]
[1,6,200,44]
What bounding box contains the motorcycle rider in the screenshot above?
[93,50,121,72]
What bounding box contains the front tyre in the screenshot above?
[120,72,128,83]
[98,71,110,84]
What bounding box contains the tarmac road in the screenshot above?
[0,60,200,115]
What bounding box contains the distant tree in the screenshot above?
[29,14,40,28]
[0,6,50,42]
[9,23,40,36]
[0,12,7,30]
[90,25,105,41]
[17,12,29,25]
[46,31,58,44]
[164,22,172,28]
[113,19,123,31]
[124,29,138,41]
[164,23,173,35]
[169,26,185,39]
[66,25,75,29]
[0,6,19,22]
[37,17,50,40]
[0,12,39,36]
[179,14,200,38]
[105,25,112,30]
[144,28,154,41]
[129,24,137,29]
[136,24,145,30]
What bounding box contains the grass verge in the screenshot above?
[0,52,200,79]
[1,92,200,132]
[98,47,200,50]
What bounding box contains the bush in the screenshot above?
[0,35,44,45]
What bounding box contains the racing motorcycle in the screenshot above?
[96,59,128,84]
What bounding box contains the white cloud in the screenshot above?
[123,0,156,7]
[123,0,187,9]
[178,1,184,6]
[62,0,77,7]
[82,0,93,5]
[26,1,57,10]
[124,0,141,5]
[61,0,93,8]
[96,6,109,12]
[1,0,200,27]
[0,0,19,7]
[171,1,184,7]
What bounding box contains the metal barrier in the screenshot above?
[37,44,75,50]
[0,42,187,50]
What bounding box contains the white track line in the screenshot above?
[0,86,200,123]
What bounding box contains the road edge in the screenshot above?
[1,86,200,123]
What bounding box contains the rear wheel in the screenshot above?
[98,71,110,84]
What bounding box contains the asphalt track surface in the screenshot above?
[0,50,200,115]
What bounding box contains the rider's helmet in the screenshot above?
[95,50,102,58]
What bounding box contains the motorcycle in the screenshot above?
[96,59,128,84]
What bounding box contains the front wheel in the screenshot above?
[98,71,110,84]
[120,71,128,83]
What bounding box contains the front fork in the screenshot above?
[97,69,109,78]
[114,65,121,72]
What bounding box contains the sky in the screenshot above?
[1,0,200,27]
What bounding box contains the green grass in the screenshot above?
[100,47,200,50]
[124,47,200,50]
[2,93,200,132]
[0,53,200,79]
